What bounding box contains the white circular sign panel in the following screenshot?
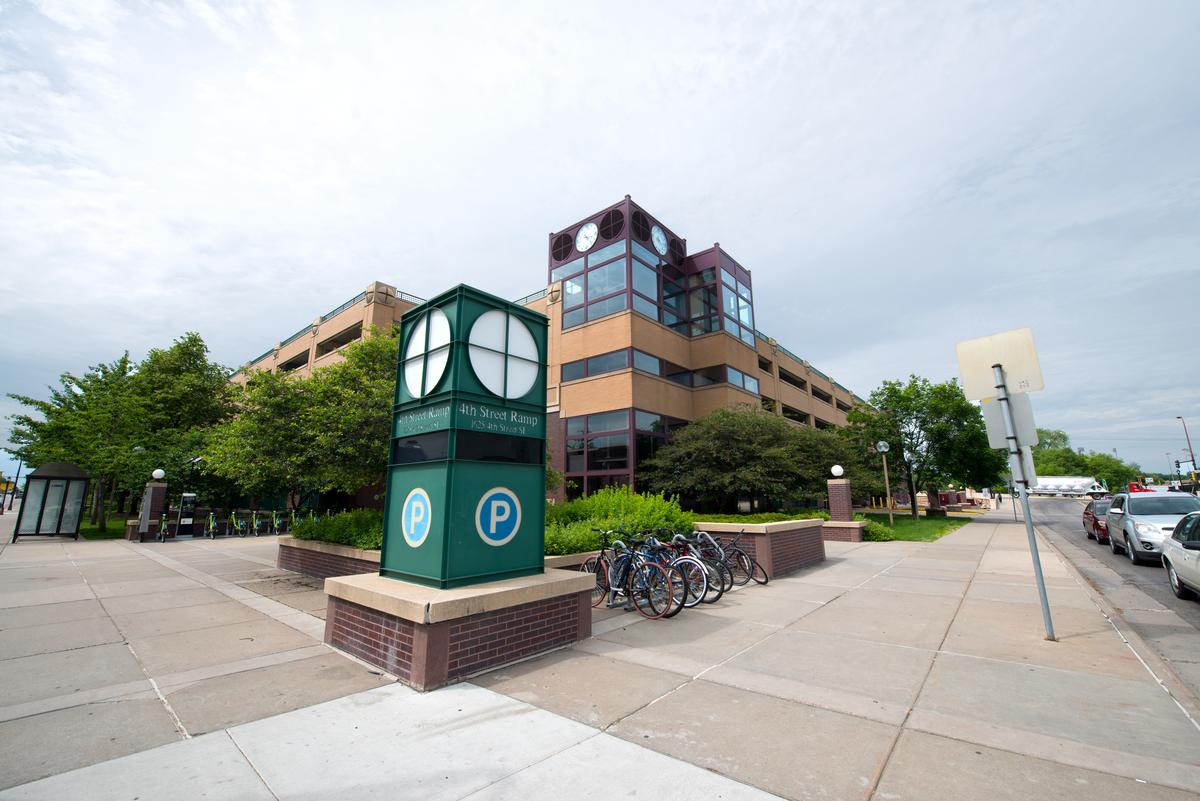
[475,487,522,547]
[401,487,432,548]
[403,309,451,398]
[467,311,538,400]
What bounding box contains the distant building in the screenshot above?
[236,196,863,497]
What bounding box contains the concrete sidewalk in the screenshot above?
[3,513,1200,799]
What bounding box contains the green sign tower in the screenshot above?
[380,285,548,588]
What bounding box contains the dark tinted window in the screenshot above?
[455,431,541,464]
[392,431,449,464]
[1093,501,1111,515]
[587,350,628,375]
[561,360,585,382]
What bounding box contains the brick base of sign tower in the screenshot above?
[323,570,593,691]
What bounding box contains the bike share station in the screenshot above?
[323,285,593,691]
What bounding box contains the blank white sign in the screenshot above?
[956,327,1044,401]
[980,394,1039,449]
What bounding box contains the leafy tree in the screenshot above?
[1034,428,1070,451]
[203,368,318,502]
[846,376,1005,518]
[7,334,235,530]
[641,405,883,512]
[304,328,397,493]
[641,405,804,512]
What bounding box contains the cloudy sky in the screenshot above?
[2,0,1198,482]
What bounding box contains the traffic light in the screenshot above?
[1177,460,1182,473]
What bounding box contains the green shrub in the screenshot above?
[290,508,383,550]
[858,515,896,541]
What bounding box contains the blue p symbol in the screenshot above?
[475,488,521,546]
[402,488,431,547]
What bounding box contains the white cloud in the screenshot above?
[1,0,1198,477]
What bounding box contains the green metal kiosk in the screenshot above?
[380,285,548,589]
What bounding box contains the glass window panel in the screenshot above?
[635,410,663,432]
[566,438,585,472]
[631,241,659,266]
[662,264,685,284]
[563,275,584,309]
[563,308,585,328]
[662,309,681,326]
[636,433,659,465]
[566,417,585,436]
[665,363,692,386]
[669,320,690,336]
[38,479,66,533]
[18,481,45,534]
[632,294,658,319]
[688,286,716,319]
[60,480,85,533]
[587,474,629,495]
[588,410,629,433]
[587,350,628,375]
[586,240,626,266]
[632,350,660,375]
[740,326,756,347]
[550,257,584,283]
[561,360,585,382]
[587,261,626,299]
[588,434,629,471]
[632,260,657,298]
[744,375,760,394]
[724,315,740,335]
[722,288,738,317]
[738,297,753,326]
[703,315,720,333]
[738,280,752,301]
[727,367,744,388]
[721,268,736,288]
[662,284,686,316]
[587,294,627,320]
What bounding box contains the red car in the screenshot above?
[1083,498,1113,543]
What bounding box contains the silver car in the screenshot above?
[1106,492,1200,565]
[1161,511,1200,599]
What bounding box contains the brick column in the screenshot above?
[827,478,852,522]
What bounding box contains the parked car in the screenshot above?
[1161,512,1200,600]
[1106,492,1200,565]
[1082,498,1112,543]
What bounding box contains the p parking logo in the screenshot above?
[475,487,522,547]
[402,488,432,547]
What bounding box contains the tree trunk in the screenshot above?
[90,483,101,524]
[96,477,108,533]
[906,472,919,519]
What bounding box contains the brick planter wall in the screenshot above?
[277,536,380,579]
[324,571,593,691]
[821,520,868,542]
[696,520,826,580]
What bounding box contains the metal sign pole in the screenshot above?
[882,453,894,528]
[993,363,1056,641]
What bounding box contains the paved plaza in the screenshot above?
[1,504,1199,800]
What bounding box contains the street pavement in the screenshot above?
[1,503,1199,800]
[1027,495,1200,707]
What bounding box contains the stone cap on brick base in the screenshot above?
[279,535,381,564]
[693,519,824,535]
[822,520,868,531]
[325,569,594,625]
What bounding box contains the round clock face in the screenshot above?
[575,222,598,252]
[651,225,668,256]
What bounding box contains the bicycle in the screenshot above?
[667,531,728,603]
[203,512,219,539]
[581,530,674,619]
[713,530,769,586]
[643,533,708,611]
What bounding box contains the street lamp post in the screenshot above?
[875,441,894,528]
[1179,416,1197,488]
[7,461,22,511]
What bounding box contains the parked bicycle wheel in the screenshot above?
[699,559,727,604]
[673,556,710,609]
[727,550,753,587]
[580,557,610,607]
[662,563,688,618]
[627,562,671,619]
[751,559,769,585]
